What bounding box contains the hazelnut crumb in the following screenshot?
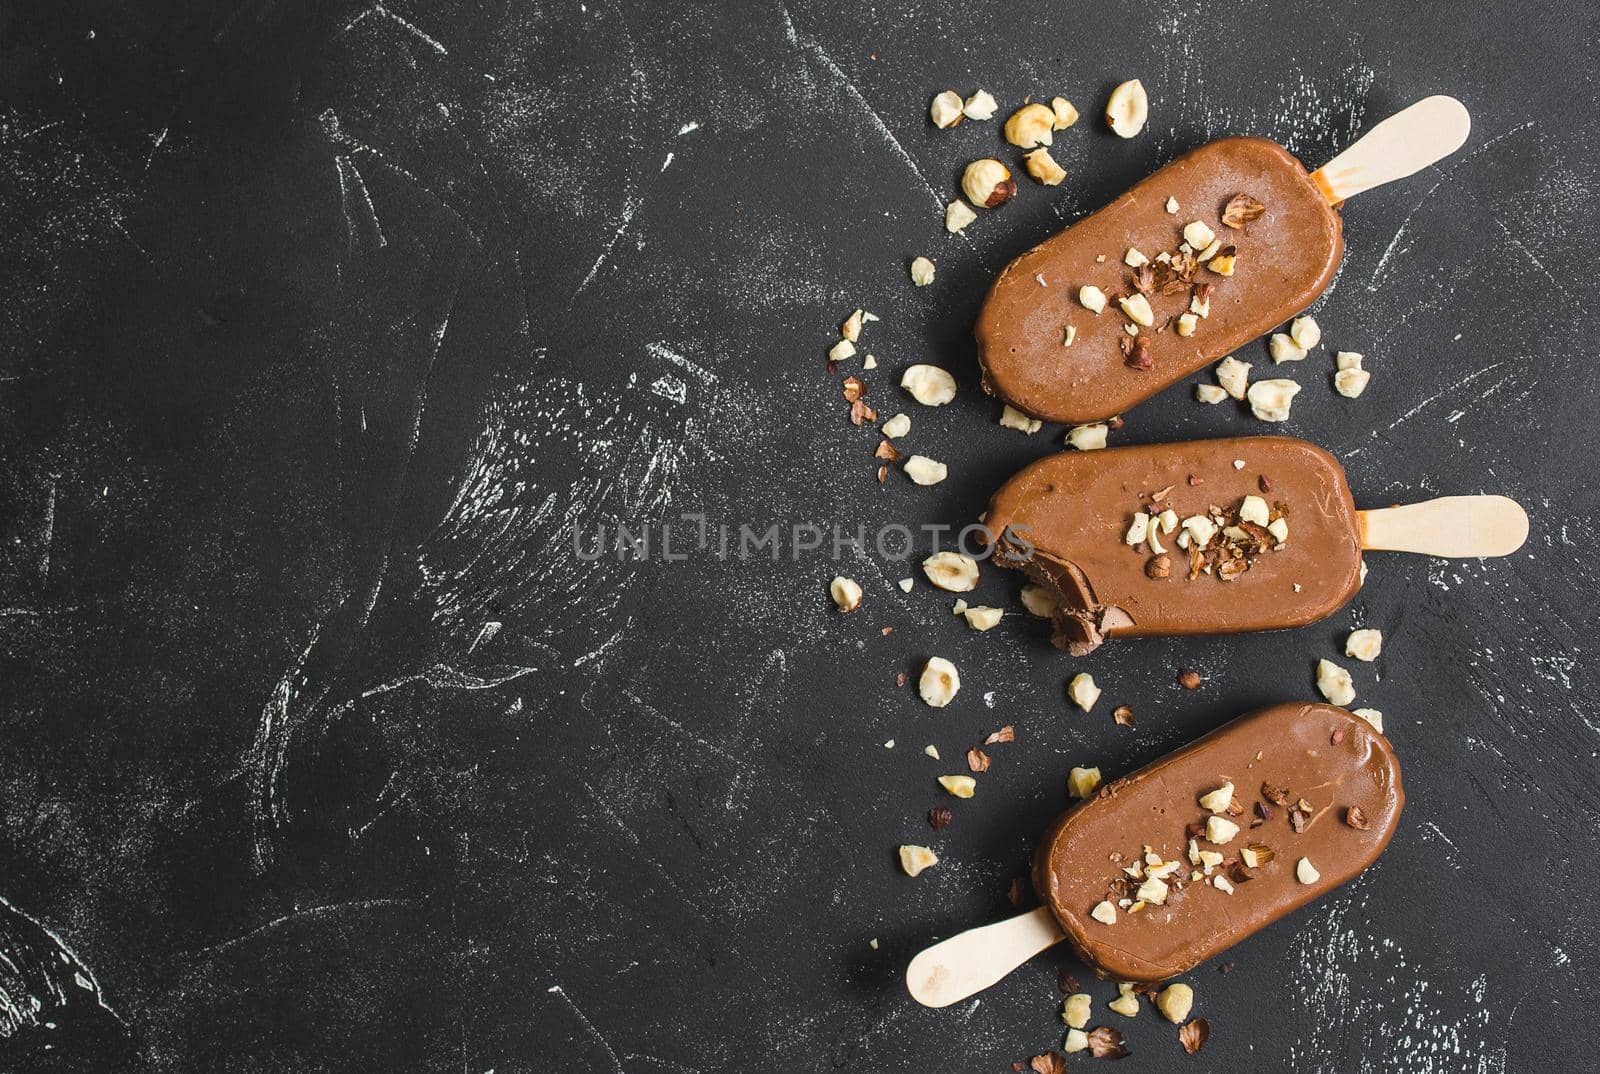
[898,844,938,877]
[1177,668,1202,690]
[909,256,935,286]
[828,576,862,612]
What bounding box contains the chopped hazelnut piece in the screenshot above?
[881,412,911,438]
[929,90,964,129]
[1204,816,1240,844]
[999,404,1043,433]
[1336,351,1364,371]
[1068,672,1101,712]
[924,744,940,759]
[922,552,979,592]
[1334,367,1371,397]
[1246,378,1300,422]
[1241,844,1274,868]
[909,256,935,286]
[1062,325,1078,347]
[1090,899,1117,924]
[1063,993,1092,1029]
[1068,766,1102,799]
[903,455,948,485]
[1267,517,1289,544]
[900,363,957,405]
[1156,984,1194,1024]
[1124,247,1149,268]
[1190,291,1211,317]
[899,844,939,877]
[1078,285,1108,314]
[1135,875,1169,906]
[828,339,856,362]
[1238,495,1270,527]
[1146,553,1172,578]
[1124,512,1151,545]
[829,576,862,612]
[1067,422,1109,451]
[1289,315,1321,350]
[841,309,864,342]
[1004,103,1056,148]
[1269,332,1307,363]
[1316,658,1355,706]
[951,598,967,616]
[1182,515,1217,548]
[1051,97,1079,129]
[1119,293,1155,327]
[944,199,976,233]
[963,606,1003,631]
[1198,782,1235,813]
[1345,628,1383,662]
[1212,875,1235,894]
[862,354,877,370]
[937,774,976,799]
[897,577,915,593]
[1296,857,1320,884]
[1215,356,1250,400]
[1165,196,1179,214]
[962,90,998,121]
[1182,221,1216,250]
[1105,79,1148,138]
[1176,312,1198,337]
[962,158,1016,208]
[1352,708,1384,733]
[1208,250,1237,275]
[918,657,961,707]
[1020,584,1059,619]
[1176,668,1202,690]
[1023,147,1067,186]
[1108,983,1140,1017]
[1064,1029,1089,1054]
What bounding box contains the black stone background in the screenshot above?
[1,1,1596,1071]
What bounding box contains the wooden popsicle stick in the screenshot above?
[1311,96,1471,204]
[1359,495,1528,557]
[905,906,1065,1008]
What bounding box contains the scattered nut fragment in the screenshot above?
[1268,517,1289,544]
[1124,247,1149,268]
[841,309,864,343]
[1068,672,1101,712]
[1352,708,1385,733]
[828,339,857,362]
[962,90,998,121]
[1204,816,1240,844]
[924,745,940,759]
[1023,147,1067,186]
[1089,900,1117,924]
[1004,103,1056,148]
[944,199,977,233]
[1176,313,1198,337]
[964,606,1003,631]
[1240,844,1274,868]
[899,844,939,877]
[881,412,911,438]
[1078,285,1108,314]
[922,552,980,592]
[1062,325,1077,347]
[1182,515,1217,548]
[1182,220,1216,250]
[1135,875,1169,906]
[1020,584,1059,618]
[1068,766,1102,799]
[1105,79,1149,138]
[1050,97,1079,129]
[1108,983,1141,1017]
[999,404,1043,433]
[903,455,948,485]
[1067,422,1109,451]
[1118,293,1155,327]
[1064,1028,1089,1054]
[937,774,977,799]
[1146,553,1172,578]
[1176,668,1202,690]
[829,576,862,612]
[962,158,1016,208]
[1156,983,1194,1024]
[909,256,935,286]
[1247,379,1300,422]
[1063,993,1092,1029]
[1334,367,1371,398]
[1211,875,1234,895]
[1336,351,1364,371]
[897,578,914,593]
[1124,513,1150,546]
[1345,806,1371,831]
[1190,291,1211,317]
[929,90,964,129]
[1207,250,1236,275]
[1215,356,1251,400]
[1198,782,1235,813]
[1269,332,1307,363]
[919,657,961,707]
[1238,495,1270,527]
[1296,857,1320,884]
[1346,628,1383,662]
[1289,315,1321,350]
[862,354,878,369]
[1165,196,1179,214]
[951,598,967,616]
[1316,658,1356,706]
[901,363,957,405]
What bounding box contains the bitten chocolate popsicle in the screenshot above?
[976,97,1471,424]
[906,703,1402,1005]
[980,435,1527,655]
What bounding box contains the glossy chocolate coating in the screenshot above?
[983,436,1362,653]
[1034,703,1403,982]
[975,137,1343,424]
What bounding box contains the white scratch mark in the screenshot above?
[571,196,641,305]
[546,985,624,1074]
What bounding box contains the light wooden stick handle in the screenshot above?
[1359,495,1528,557]
[905,906,1065,1008]
[1311,96,1471,204]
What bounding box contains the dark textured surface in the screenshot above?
[1,1,1595,1070]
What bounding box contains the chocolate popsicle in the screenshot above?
[976,98,1471,424]
[1034,702,1403,982]
[982,435,1361,654]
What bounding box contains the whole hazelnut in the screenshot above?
[962,158,1016,208]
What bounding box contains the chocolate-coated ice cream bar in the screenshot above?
[981,435,1527,655]
[977,97,1471,424]
[906,703,1402,1005]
